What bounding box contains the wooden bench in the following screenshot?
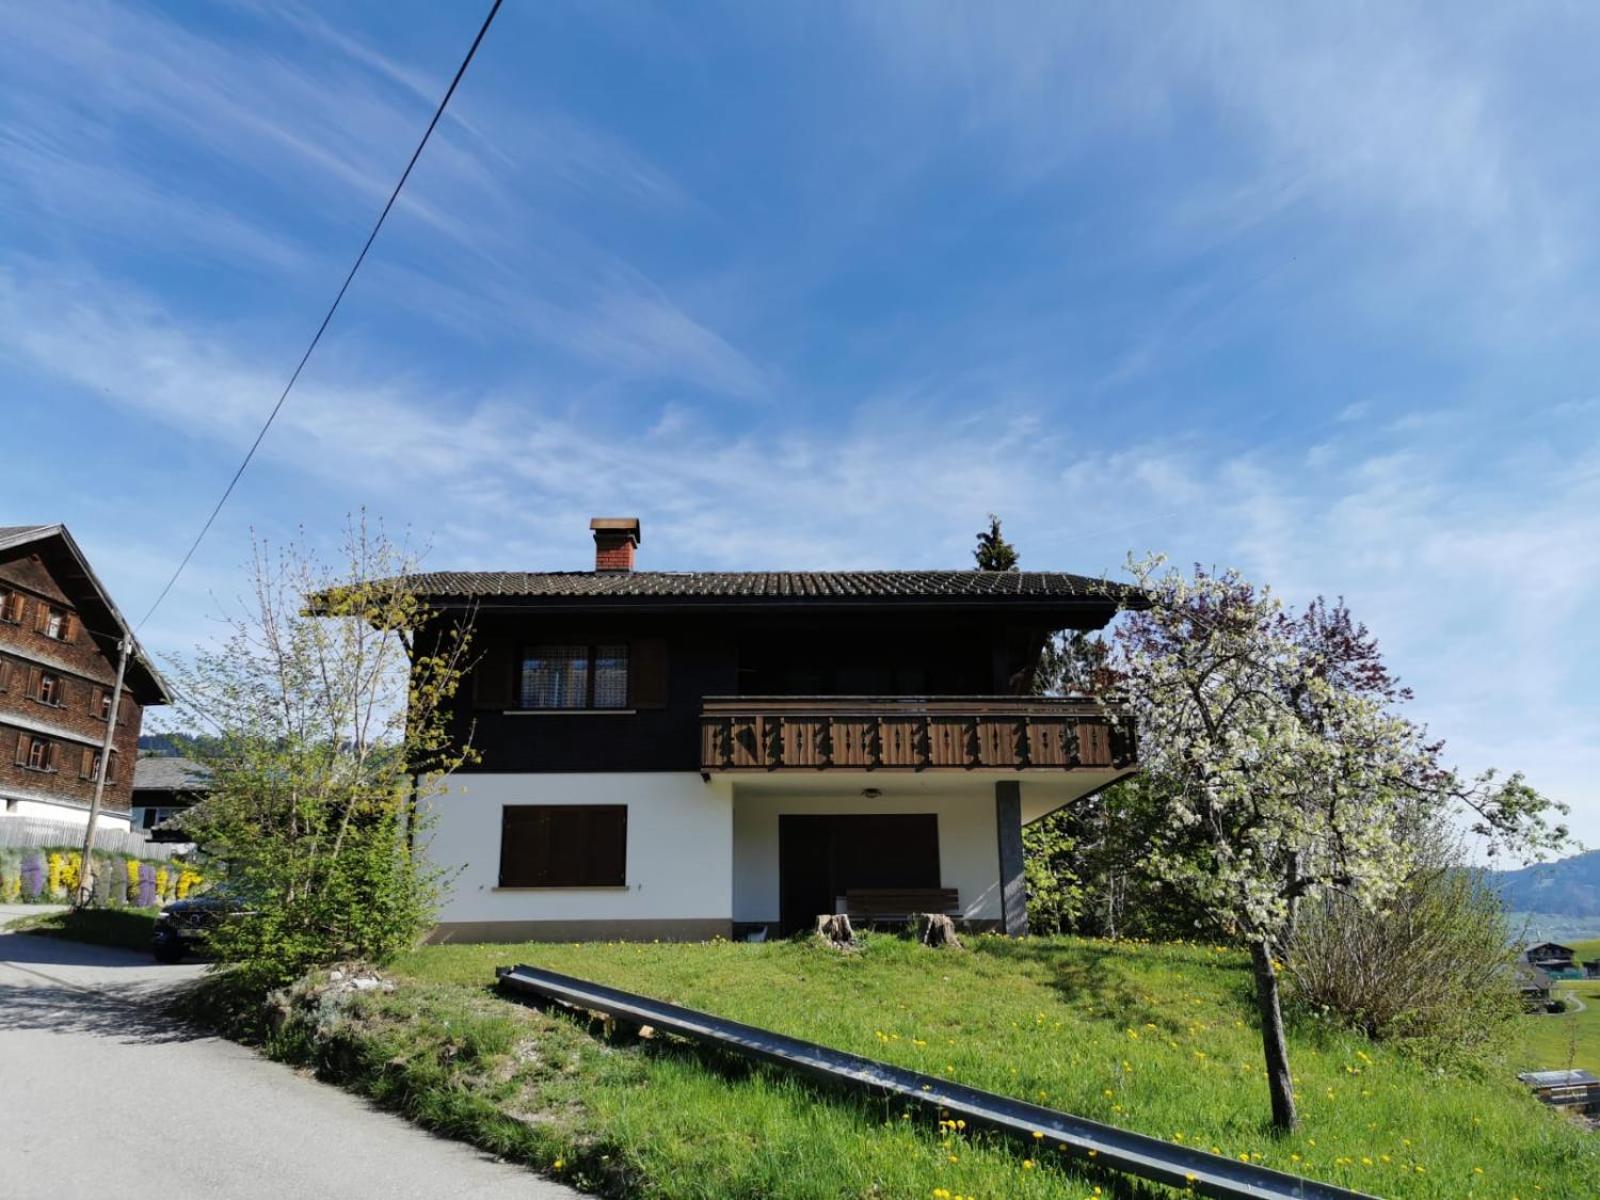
[845,888,960,924]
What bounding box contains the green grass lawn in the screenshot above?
[5,907,159,950]
[355,934,1600,1199]
[1518,978,1600,1076]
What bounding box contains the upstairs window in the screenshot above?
[36,672,63,706]
[520,644,628,709]
[35,604,72,642]
[92,687,112,720]
[80,748,102,781]
[0,590,22,624]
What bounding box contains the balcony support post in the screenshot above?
[995,780,1028,937]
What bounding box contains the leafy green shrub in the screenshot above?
[173,522,473,990]
[1288,861,1522,1070]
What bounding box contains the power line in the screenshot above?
[138,0,505,631]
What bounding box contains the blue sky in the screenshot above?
[1,2,1595,845]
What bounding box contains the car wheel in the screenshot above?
[153,939,185,965]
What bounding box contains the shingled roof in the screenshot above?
[400,569,1138,607]
[131,755,212,793]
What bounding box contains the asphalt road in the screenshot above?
[0,914,582,1200]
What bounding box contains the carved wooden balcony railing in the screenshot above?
[699,696,1136,773]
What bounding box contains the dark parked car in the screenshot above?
[151,885,252,963]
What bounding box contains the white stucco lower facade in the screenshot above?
[424,772,733,942]
[1,793,132,832]
[422,767,1130,943]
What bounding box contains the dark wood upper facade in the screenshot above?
[420,520,1136,777]
[0,526,169,817]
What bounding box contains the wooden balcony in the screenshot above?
[699,696,1135,773]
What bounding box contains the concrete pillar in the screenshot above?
[995,780,1028,936]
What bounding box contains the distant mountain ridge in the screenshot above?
[1490,850,1600,918]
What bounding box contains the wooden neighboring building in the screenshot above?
[0,526,169,830]
[407,517,1140,943]
[1524,942,1580,976]
[130,755,211,841]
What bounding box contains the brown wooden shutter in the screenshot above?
[499,805,627,887]
[26,667,41,701]
[13,733,27,766]
[472,640,515,709]
[90,685,102,716]
[33,603,48,633]
[45,742,59,771]
[579,806,628,885]
[499,805,554,886]
[0,659,9,691]
[58,612,74,642]
[79,748,92,779]
[629,637,669,709]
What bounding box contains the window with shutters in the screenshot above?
[39,605,70,641]
[0,590,22,624]
[92,687,111,720]
[499,804,627,887]
[23,737,52,772]
[519,645,629,709]
[80,749,102,781]
[0,658,10,692]
[36,672,63,706]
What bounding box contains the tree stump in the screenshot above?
[914,912,962,949]
[815,913,855,946]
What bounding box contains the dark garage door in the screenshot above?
[778,813,940,934]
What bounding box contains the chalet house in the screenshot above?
[1524,942,1579,975]
[0,526,169,830]
[409,518,1139,943]
[1516,963,1554,1011]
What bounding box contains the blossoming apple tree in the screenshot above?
[1112,556,1566,1132]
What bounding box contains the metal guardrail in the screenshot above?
[497,964,1378,1200]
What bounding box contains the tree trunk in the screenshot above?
[914,912,961,949]
[1281,852,1301,957]
[814,913,854,946]
[1249,940,1298,1133]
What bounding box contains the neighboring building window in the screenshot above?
[92,688,112,720]
[36,672,63,706]
[519,644,629,709]
[499,804,627,887]
[37,605,72,641]
[80,749,102,781]
[0,590,22,624]
[20,736,53,772]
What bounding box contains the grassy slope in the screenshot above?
[5,907,159,950]
[1519,978,1600,1076]
[386,934,1598,1199]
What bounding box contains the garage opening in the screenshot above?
[777,813,940,935]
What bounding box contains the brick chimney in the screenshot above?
[590,517,641,572]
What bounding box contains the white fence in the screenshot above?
[0,815,189,861]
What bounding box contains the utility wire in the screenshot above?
[138,0,505,631]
